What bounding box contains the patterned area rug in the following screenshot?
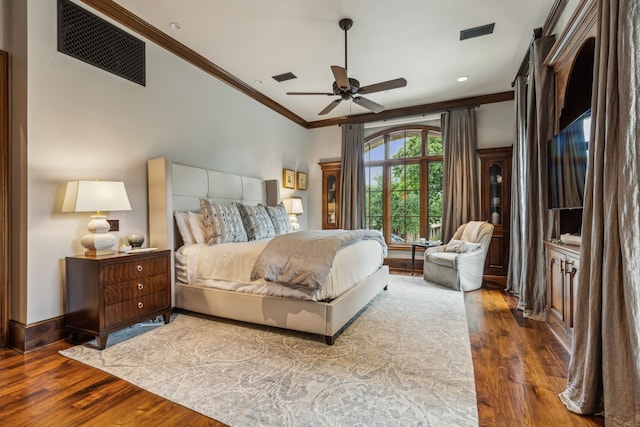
[60,275,478,426]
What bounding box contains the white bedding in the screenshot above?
[175,238,384,301]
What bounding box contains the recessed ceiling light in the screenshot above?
[169,22,182,31]
[255,79,263,85]
[457,76,469,82]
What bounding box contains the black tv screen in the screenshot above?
[548,109,591,209]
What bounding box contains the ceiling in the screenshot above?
[110,0,558,125]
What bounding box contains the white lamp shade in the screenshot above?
[62,180,132,213]
[283,197,303,215]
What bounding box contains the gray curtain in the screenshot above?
[559,0,640,424]
[506,75,528,295]
[517,36,555,321]
[440,108,479,242]
[340,123,365,230]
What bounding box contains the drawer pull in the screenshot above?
[137,283,144,290]
[137,302,144,309]
[136,265,143,272]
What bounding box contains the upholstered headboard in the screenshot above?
[147,157,278,251]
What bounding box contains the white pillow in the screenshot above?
[174,212,194,245]
[445,239,481,253]
[187,211,207,244]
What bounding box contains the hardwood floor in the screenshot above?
[0,280,605,426]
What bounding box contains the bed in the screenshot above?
[147,157,389,344]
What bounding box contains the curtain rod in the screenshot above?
[511,27,543,87]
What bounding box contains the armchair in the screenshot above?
[423,221,494,291]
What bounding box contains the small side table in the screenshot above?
[411,242,440,276]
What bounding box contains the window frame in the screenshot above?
[364,125,443,250]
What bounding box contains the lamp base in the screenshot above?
[84,248,116,257]
[289,214,300,231]
[81,214,117,257]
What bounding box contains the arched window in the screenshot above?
[364,126,443,247]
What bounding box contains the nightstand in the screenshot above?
[65,249,172,349]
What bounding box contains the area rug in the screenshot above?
[60,275,478,426]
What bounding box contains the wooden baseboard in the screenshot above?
[384,257,422,276]
[8,316,66,353]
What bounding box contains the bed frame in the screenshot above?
[147,157,389,344]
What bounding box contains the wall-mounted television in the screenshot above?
[548,109,591,209]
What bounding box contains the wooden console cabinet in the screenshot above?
[478,147,512,284]
[545,241,580,350]
[319,161,341,229]
[65,250,172,349]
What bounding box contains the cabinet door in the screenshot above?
[319,161,341,229]
[547,248,566,324]
[566,254,580,330]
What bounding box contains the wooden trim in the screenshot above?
[78,0,307,128]
[0,51,8,349]
[543,0,570,36]
[384,257,419,275]
[307,91,514,129]
[545,0,598,68]
[8,316,67,353]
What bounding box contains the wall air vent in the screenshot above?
[460,23,495,41]
[272,72,297,83]
[58,0,146,86]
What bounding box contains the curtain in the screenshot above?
[440,108,479,242]
[339,123,365,230]
[506,75,528,295]
[517,36,555,321]
[559,0,640,424]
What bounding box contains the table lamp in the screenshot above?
[62,180,132,256]
[282,197,303,231]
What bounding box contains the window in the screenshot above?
[364,126,443,247]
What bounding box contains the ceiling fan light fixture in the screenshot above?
[287,18,407,115]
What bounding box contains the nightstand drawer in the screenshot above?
[104,274,169,306]
[101,257,168,284]
[105,292,170,327]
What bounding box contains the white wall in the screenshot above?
[17,0,307,324]
[307,126,341,229]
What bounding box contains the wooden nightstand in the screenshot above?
[65,249,172,349]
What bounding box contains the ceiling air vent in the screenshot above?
[460,23,495,41]
[272,72,297,83]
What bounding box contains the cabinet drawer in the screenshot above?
[101,256,168,285]
[104,292,170,327]
[104,274,168,306]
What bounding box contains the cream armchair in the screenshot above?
[423,221,494,291]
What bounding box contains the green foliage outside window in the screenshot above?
[365,128,443,244]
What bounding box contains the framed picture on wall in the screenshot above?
[297,172,308,190]
[283,168,295,189]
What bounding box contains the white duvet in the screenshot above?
[175,238,384,301]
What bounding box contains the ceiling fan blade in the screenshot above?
[287,92,335,96]
[319,98,343,115]
[331,65,350,89]
[353,96,385,113]
[358,78,407,94]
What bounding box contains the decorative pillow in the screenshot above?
[261,202,291,235]
[445,239,481,253]
[235,202,276,240]
[187,211,207,244]
[199,198,248,244]
[174,212,195,245]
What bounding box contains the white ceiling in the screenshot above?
[113,0,556,123]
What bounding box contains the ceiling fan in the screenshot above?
[287,18,407,116]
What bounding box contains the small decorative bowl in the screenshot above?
[127,233,145,248]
